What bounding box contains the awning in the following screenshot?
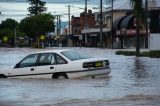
[121,15,134,29]
[113,15,127,31]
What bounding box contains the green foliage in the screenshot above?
[0,18,24,39]
[130,0,146,28]
[0,28,14,39]
[116,50,160,58]
[149,50,160,58]
[116,51,136,56]
[19,13,55,38]
[27,0,47,16]
[0,18,18,30]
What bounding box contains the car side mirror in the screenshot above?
[14,63,20,68]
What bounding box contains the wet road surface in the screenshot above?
[0,47,160,106]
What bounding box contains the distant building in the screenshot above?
[70,0,160,48]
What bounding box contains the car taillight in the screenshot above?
[83,62,93,68]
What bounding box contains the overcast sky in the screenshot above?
[0,0,108,22]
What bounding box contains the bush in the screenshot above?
[149,50,160,58]
[116,50,160,58]
[116,51,136,56]
[139,52,150,57]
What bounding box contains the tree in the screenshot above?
[0,19,20,39]
[130,0,146,56]
[0,19,25,46]
[27,0,47,16]
[19,13,55,39]
[0,18,18,30]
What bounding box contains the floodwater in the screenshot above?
[0,47,160,106]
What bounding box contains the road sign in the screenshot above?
[3,36,8,42]
[40,35,45,40]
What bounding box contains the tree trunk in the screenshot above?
[136,19,140,56]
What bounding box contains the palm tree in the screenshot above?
[130,0,146,56]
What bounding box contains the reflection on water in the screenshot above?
[0,48,160,106]
[131,57,150,80]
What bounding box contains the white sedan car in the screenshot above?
[0,49,111,79]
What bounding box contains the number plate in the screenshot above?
[95,62,103,67]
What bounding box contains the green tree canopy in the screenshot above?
[0,18,23,39]
[19,13,55,38]
[27,0,47,16]
[0,18,18,30]
[130,0,146,28]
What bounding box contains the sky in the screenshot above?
[0,0,159,23]
[0,0,109,23]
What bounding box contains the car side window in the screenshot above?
[38,53,52,66]
[19,54,38,68]
[55,54,67,64]
[51,54,56,65]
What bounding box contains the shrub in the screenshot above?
[115,51,136,56]
[116,50,160,58]
[149,50,160,58]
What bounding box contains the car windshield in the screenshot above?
[61,50,92,61]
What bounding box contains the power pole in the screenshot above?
[145,0,149,49]
[14,21,17,47]
[100,0,103,48]
[14,27,17,47]
[56,15,59,36]
[68,5,71,47]
[111,0,114,49]
[84,0,87,46]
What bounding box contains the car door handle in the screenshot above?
[30,68,34,71]
[50,66,54,69]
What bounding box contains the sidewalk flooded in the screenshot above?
[0,47,160,106]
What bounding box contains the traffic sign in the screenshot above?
[3,36,8,42]
[40,35,45,40]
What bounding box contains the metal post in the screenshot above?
[100,0,103,48]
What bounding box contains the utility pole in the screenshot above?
[14,21,17,47]
[111,0,114,49]
[68,5,71,47]
[145,0,150,49]
[14,27,17,47]
[84,0,87,46]
[100,0,103,48]
[56,15,59,36]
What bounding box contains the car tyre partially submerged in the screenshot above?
[52,73,69,79]
[0,49,111,79]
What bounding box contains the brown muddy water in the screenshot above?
[0,47,160,106]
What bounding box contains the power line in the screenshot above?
[0,0,87,3]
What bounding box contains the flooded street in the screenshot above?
[0,47,160,106]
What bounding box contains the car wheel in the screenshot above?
[53,73,68,79]
[0,74,7,78]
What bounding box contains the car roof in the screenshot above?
[34,49,70,54]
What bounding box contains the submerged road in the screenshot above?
[0,47,160,106]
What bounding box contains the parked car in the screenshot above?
[0,49,111,79]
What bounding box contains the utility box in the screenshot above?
[150,33,160,50]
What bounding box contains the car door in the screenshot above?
[54,54,68,72]
[11,54,39,78]
[35,53,57,78]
